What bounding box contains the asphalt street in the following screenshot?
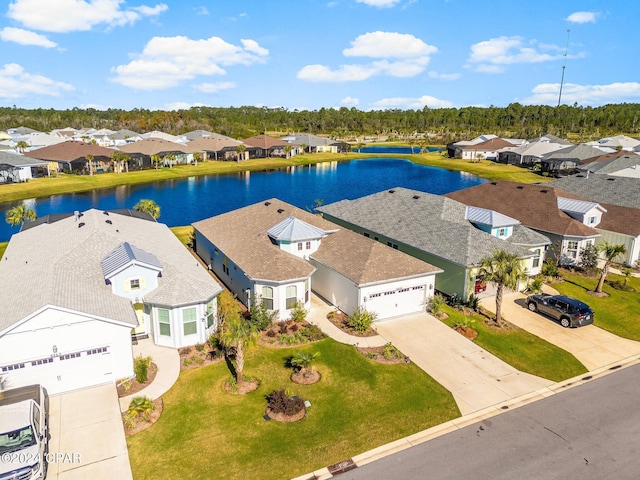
[342,363,640,480]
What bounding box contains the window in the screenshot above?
[588,216,597,225]
[363,232,370,238]
[206,300,215,328]
[387,241,398,249]
[86,347,107,355]
[222,257,229,275]
[1,362,25,372]
[533,249,541,268]
[305,279,309,303]
[297,242,303,251]
[262,286,274,310]
[286,285,297,309]
[306,241,311,250]
[130,278,140,290]
[158,308,171,336]
[566,241,579,259]
[498,228,506,237]
[31,358,53,366]
[60,352,81,361]
[183,307,197,336]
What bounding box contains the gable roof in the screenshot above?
[23,140,115,162]
[194,199,439,285]
[445,182,600,238]
[182,130,238,142]
[118,138,191,155]
[581,154,640,174]
[242,135,289,149]
[529,134,573,145]
[186,136,244,152]
[318,188,536,267]
[586,135,640,149]
[541,144,603,161]
[0,209,221,333]
[546,174,640,209]
[108,129,141,140]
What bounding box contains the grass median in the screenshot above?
[126,339,460,480]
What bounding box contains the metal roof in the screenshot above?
[465,206,520,228]
[267,216,328,242]
[101,242,163,279]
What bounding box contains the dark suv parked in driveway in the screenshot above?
[526,294,594,328]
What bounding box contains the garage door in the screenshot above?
[5,346,114,395]
[366,285,426,320]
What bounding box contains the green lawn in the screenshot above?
[0,152,546,204]
[169,226,194,246]
[440,306,587,382]
[0,242,6,260]
[553,271,640,341]
[127,339,459,480]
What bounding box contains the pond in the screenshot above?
[0,158,485,242]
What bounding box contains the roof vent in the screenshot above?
[540,189,548,193]
[103,211,109,215]
[607,178,615,181]
[490,182,497,185]
[388,189,395,193]
[516,186,524,189]
[264,201,271,206]
[412,195,420,199]
[78,222,85,228]
[277,209,284,214]
[106,219,112,224]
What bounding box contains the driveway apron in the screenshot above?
[480,293,640,371]
[375,313,553,415]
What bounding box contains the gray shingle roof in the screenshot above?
[318,188,534,267]
[541,144,603,161]
[0,151,48,167]
[547,174,640,209]
[0,209,221,333]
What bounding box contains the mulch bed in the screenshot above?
[179,345,224,370]
[328,311,377,337]
[124,398,163,437]
[453,325,478,340]
[265,406,306,422]
[356,346,408,364]
[117,362,158,397]
[291,369,321,385]
[259,320,325,347]
[224,378,260,394]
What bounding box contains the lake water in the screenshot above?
[0,158,485,242]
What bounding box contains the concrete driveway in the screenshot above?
[47,384,132,480]
[480,293,640,371]
[375,313,554,415]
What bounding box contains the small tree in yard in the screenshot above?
[479,250,527,325]
[290,350,320,376]
[134,355,152,383]
[428,293,446,317]
[580,243,599,274]
[290,301,307,323]
[347,307,378,333]
[595,242,627,294]
[249,295,278,330]
[133,199,160,219]
[222,316,260,385]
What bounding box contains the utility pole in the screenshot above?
[557,29,571,107]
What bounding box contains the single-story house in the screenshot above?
[118,138,192,168]
[446,182,604,266]
[318,188,549,300]
[539,144,604,176]
[186,137,253,161]
[586,135,640,152]
[193,199,442,321]
[497,141,566,166]
[0,151,49,182]
[280,133,338,153]
[0,209,222,395]
[242,135,297,158]
[23,140,117,173]
[446,134,498,158]
[580,153,640,178]
[454,138,517,161]
[107,129,143,147]
[547,174,640,210]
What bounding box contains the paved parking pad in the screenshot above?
[375,313,554,415]
[47,384,133,480]
[480,294,640,371]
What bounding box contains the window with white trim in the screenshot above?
[566,241,579,259]
[206,300,215,328]
[297,242,303,251]
[158,308,171,336]
[183,307,197,336]
[130,278,140,290]
[306,241,311,250]
[286,285,297,309]
[262,286,274,310]
[533,249,541,268]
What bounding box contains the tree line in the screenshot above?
[1,103,638,143]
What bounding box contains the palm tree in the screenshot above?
[193,151,203,166]
[86,154,94,177]
[235,144,247,162]
[222,316,260,385]
[479,250,527,325]
[133,199,160,219]
[290,350,320,379]
[15,140,29,153]
[164,153,176,168]
[6,204,36,227]
[151,154,161,170]
[283,145,293,158]
[595,242,626,293]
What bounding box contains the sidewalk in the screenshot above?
[118,338,180,412]
[307,294,388,348]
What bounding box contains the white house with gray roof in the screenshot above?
[0,209,222,395]
[318,188,550,300]
[193,199,441,321]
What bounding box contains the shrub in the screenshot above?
[265,329,277,338]
[290,351,320,371]
[290,323,299,333]
[300,324,325,341]
[119,378,133,393]
[382,343,403,361]
[347,307,378,333]
[134,355,152,383]
[127,396,155,422]
[326,311,335,320]
[290,301,308,323]
[428,293,446,317]
[465,294,480,312]
[195,343,205,352]
[580,243,599,273]
[266,388,305,416]
[541,261,559,279]
[528,275,544,294]
[249,296,279,331]
[278,321,289,334]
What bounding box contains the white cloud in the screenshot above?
[0,63,74,99]
[522,82,640,106]
[467,36,570,73]
[428,71,461,81]
[194,81,236,93]
[298,31,436,82]
[164,101,209,111]
[81,103,110,110]
[7,0,168,33]
[194,6,209,15]
[355,0,401,7]
[566,11,597,23]
[370,95,454,109]
[0,27,57,48]
[110,35,269,90]
[341,96,359,106]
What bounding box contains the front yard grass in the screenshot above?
[440,306,587,382]
[553,271,640,341]
[0,242,6,260]
[126,339,459,480]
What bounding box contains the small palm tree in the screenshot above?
[193,151,203,166]
[479,250,527,325]
[6,204,36,227]
[222,316,260,385]
[595,242,627,293]
[283,144,293,158]
[15,140,29,153]
[151,154,161,170]
[86,154,94,177]
[133,199,160,219]
[290,350,320,377]
[235,144,247,162]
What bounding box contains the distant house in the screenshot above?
[23,140,116,173]
[280,133,336,153]
[497,141,567,166]
[319,188,548,300]
[580,152,640,178]
[182,130,238,142]
[446,134,498,158]
[586,135,640,152]
[454,138,517,161]
[539,144,604,176]
[547,174,640,209]
[193,199,441,321]
[118,138,192,168]
[446,182,603,266]
[0,209,222,395]
[141,130,188,144]
[107,129,143,147]
[186,136,252,161]
[243,135,295,158]
[0,151,49,182]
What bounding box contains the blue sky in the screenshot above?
[1,0,638,112]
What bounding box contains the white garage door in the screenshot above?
[4,346,114,395]
[367,285,426,320]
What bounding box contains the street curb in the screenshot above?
[290,353,640,479]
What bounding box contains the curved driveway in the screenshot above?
[480,293,640,371]
[375,313,554,415]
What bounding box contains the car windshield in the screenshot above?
[0,425,36,453]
